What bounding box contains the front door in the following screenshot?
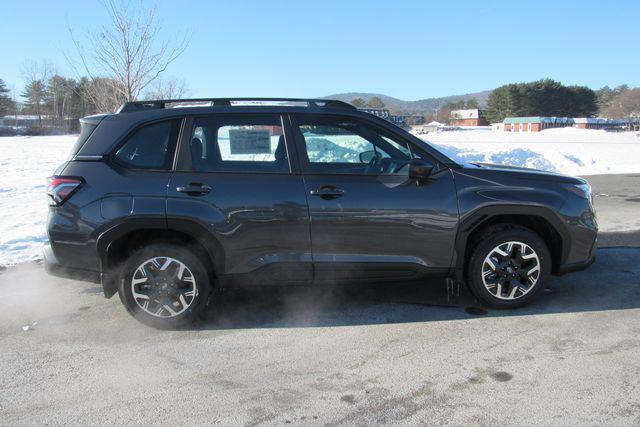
[291,114,459,283]
[167,114,312,285]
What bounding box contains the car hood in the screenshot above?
[460,162,586,184]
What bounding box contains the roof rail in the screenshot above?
[116,98,356,113]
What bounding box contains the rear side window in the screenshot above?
[114,120,181,170]
[188,115,289,173]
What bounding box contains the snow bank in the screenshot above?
[1,129,639,266]
[0,135,75,266]
[419,128,640,176]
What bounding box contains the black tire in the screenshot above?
[467,224,551,309]
[118,243,212,329]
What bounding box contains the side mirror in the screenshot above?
[359,150,376,164]
[409,160,434,181]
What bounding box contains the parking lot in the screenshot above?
[1,174,639,425]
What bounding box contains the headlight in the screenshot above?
[563,183,592,199]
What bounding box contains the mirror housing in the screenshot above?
[409,160,434,181]
[359,150,376,164]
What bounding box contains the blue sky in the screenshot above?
[2,0,639,100]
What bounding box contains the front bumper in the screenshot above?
[557,250,596,275]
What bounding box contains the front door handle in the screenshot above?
[176,183,212,196]
[310,185,345,200]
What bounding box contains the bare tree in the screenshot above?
[603,88,640,119]
[143,77,190,100]
[80,77,126,114]
[67,0,191,112]
[20,59,54,85]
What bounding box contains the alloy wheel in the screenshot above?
[481,241,541,300]
[130,257,198,318]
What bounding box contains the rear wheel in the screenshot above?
[118,243,212,328]
[467,225,551,308]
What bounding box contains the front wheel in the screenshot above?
[467,225,551,308]
[118,243,212,328]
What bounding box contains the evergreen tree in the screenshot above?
[465,98,479,109]
[367,96,385,108]
[485,79,597,123]
[45,75,78,129]
[21,79,46,126]
[596,85,629,115]
[350,97,366,108]
[0,79,15,117]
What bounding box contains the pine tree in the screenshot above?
[367,96,385,108]
[485,79,597,123]
[465,98,479,109]
[21,79,46,126]
[350,97,366,108]
[45,75,78,129]
[0,79,15,117]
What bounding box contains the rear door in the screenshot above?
[291,114,459,284]
[167,114,312,285]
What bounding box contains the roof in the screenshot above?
[117,98,356,114]
[426,121,444,126]
[451,109,480,119]
[573,117,625,124]
[503,117,574,124]
[1,115,42,120]
[504,116,627,125]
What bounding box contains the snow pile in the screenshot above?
[420,128,640,176]
[0,135,75,266]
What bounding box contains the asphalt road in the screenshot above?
[1,174,639,425]
[587,173,640,246]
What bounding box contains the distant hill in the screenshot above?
[324,90,492,115]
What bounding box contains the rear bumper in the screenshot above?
[43,243,101,284]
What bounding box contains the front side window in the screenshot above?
[296,117,413,175]
[114,120,181,169]
[189,115,288,173]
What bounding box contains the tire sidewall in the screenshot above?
[468,228,551,308]
[118,243,211,328]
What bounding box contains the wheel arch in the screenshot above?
[97,218,224,297]
[454,205,569,282]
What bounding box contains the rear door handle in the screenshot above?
[310,185,345,199]
[176,183,212,196]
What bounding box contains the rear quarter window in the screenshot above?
[114,119,181,170]
[68,122,98,159]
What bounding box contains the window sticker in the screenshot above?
[228,129,271,154]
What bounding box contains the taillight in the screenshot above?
[47,176,83,206]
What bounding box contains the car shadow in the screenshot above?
[195,247,640,330]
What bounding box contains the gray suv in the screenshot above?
[45,98,597,328]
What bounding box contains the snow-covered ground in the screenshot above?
[419,127,640,176]
[1,130,640,266]
[0,136,74,266]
